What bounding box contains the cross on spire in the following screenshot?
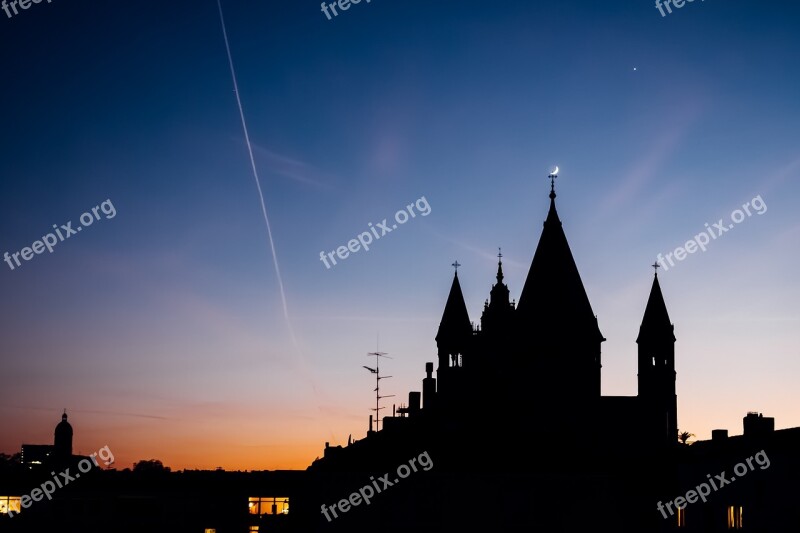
[452,260,461,273]
[495,247,505,284]
[652,261,661,276]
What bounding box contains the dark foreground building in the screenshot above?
[1,185,797,532]
[292,183,800,532]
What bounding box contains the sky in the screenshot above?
[1,0,799,471]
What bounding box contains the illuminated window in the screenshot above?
[727,506,743,529]
[0,497,22,515]
[677,507,686,527]
[248,497,289,515]
[249,527,259,532]
[204,529,216,533]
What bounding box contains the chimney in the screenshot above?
[712,429,728,441]
[423,362,437,410]
[408,391,421,416]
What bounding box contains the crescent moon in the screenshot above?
[550,166,559,176]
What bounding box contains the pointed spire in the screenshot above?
[516,180,604,343]
[488,246,510,308]
[496,248,504,284]
[637,272,675,343]
[481,246,513,332]
[436,264,472,347]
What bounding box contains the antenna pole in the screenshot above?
[366,349,393,432]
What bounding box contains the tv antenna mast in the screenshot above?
[364,348,394,432]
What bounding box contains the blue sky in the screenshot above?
[1,0,799,469]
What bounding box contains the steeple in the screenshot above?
[489,249,510,308]
[495,248,504,284]
[637,271,675,343]
[637,271,678,447]
[481,249,514,334]
[511,173,605,403]
[516,180,604,345]
[435,264,472,366]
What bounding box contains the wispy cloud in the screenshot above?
[300,314,436,323]
[251,143,336,190]
[5,405,169,420]
[428,229,528,270]
[596,101,704,219]
[763,155,800,192]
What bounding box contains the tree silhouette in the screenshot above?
[133,459,171,474]
[0,453,23,473]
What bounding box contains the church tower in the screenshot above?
[435,265,473,400]
[637,271,678,447]
[515,176,605,405]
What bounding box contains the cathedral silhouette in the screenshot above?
[294,180,799,532]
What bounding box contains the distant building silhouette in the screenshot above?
[20,410,73,469]
[53,410,73,462]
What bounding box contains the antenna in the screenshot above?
[365,344,394,432]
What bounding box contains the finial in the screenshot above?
[548,165,559,200]
[452,260,461,273]
[652,262,661,276]
[496,248,504,283]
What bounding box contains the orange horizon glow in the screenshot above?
[4,401,800,471]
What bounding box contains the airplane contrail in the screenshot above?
[215,0,325,410]
[216,0,289,323]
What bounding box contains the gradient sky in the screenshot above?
[1,0,799,471]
